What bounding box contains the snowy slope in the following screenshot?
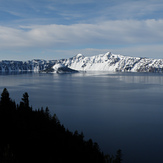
[1,52,163,73]
[59,52,163,72]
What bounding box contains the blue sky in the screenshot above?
[0,0,163,60]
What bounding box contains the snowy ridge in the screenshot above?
[59,52,163,72]
[1,52,163,73]
[0,59,56,72]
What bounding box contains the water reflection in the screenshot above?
[117,72,163,85]
[0,71,34,75]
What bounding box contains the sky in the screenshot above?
[0,0,163,60]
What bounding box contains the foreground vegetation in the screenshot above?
[0,88,122,163]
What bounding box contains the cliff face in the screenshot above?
[0,60,56,72]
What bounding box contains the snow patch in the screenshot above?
[52,63,65,71]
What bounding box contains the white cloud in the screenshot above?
[0,26,28,47]
[0,19,163,48]
[0,19,163,59]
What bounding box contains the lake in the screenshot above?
[1,71,163,163]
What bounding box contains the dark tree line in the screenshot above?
[0,88,122,163]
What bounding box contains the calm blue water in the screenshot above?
[1,71,163,163]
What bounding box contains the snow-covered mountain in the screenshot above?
[58,52,163,73]
[1,52,163,73]
[0,59,56,72]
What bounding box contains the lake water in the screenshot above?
[1,71,163,163]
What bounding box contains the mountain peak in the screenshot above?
[105,52,112,56]
[75,53,85,58]
[103,52,112,59]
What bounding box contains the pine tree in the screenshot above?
[1,88,10,104]
[21,92,29,108]
[115,149,122,163]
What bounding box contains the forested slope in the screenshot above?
[0,88,122,163]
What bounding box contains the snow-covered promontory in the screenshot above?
[0,52,163,73]
[51,63,78,73]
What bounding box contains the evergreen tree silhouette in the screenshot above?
[115,149,122,163]
[0,88,16,112]
[21,92,29,108]
[0,88,115,163]
[1,88,10,105]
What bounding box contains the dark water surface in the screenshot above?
[1,71,163,163]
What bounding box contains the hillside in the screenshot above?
[0,88,106,163]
